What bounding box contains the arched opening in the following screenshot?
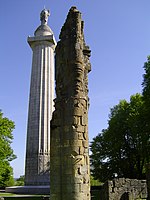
[120,192,129,200]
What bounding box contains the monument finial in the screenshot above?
[40,9,50,25]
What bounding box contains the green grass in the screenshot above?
[0,193,49,200]
[0,193,16,197]
[0,193,100,200]
[1,197,48,200]
[0,192,99,199]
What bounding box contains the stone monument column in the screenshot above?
[25,9,56,186]
[50,7,91,200]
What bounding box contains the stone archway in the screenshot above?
[99,178,147,200]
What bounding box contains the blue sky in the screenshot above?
[0,0,149,178]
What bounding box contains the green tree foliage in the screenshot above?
[0,110,16,187]
[143,56,150,103]
[142,57,150,155]
[15,175,24,186]
[90,175,102,186]
[90,94,150,182]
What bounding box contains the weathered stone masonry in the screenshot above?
[100,178,147,200]
[50,7,91,200]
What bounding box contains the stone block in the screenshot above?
[70,140,82,147]
[84,147,89,154]
[62,166,73,175]
[80,98,87,108]
[74,107,83,116]
[62,146,72,155]
[51,138,61,146]
[83,174,90,184]
[80,183,89,193]
[72,116,80,125]
[75,156,84,165]
[72,183,80,193]
[72,176,83,184]
[66,131,78,140]
[63,125,70,132]
[72,146,80,154]
[51,157,61,165]
[62,140,70,147]
[130,179,138,186]
[51,118,61,127]
[85,156,90,165]
[84,125,88,133]
[78,132,84,140]
[80,116,88,126]
[79,146,84,155]
[77,125,85,132]
[50,147,60,156]
[83,131,88,140]
[79,165,88,175]
[82,140,89,148]
[119,178,125,185]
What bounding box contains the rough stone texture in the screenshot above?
[50,6,91,200]
[146,163,150,200]
[25,9,56,186]
[99,178,147,200]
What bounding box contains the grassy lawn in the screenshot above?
[0,193,44,196]
[0,191,101,199]
[0,192,100,199]
[1,197,48,200]
[0,193,16,196]
[0,193,50,200]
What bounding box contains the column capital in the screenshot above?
[27,35,56,49]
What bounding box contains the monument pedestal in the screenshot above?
[5,185,50,195]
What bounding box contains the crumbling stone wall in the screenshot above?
[100,178,147,200]
[50,7,91,200]
[146,164,150,200]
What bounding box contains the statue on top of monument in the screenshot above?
[40,9,50,25]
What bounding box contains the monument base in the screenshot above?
[5,185,50,195]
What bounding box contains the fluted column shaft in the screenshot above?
[25,35,55,186]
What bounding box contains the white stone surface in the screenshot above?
[25,18,56,186]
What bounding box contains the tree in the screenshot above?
[90,94,150,182]
[142,57,150,196]
[142,56,150,164]
[142,56,150,105]
[15,175,24,186]
[0,110,16,187]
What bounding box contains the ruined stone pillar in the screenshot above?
[25,9,56,186]
[50,7,91,200]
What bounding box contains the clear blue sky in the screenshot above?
[0,0,149,178]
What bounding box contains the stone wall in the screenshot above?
[50,7,91,200]
[146,164,150,200]
[100,178,147,200]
